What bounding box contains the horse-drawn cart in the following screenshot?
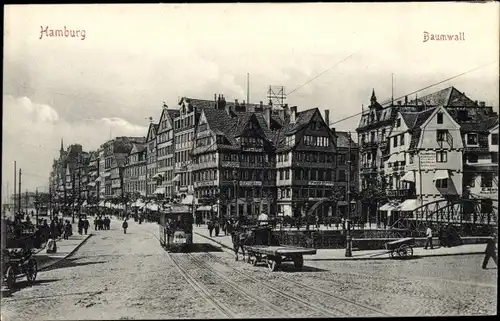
[2,248,38,288]
[385,237,415,259]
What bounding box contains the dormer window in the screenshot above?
[437,112,444,124]
[396,119,401,128]
[466,133,478,146]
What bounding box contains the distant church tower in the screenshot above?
[60,138,64,156]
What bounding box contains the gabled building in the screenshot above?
[124,142,147,198]
[274,107,338,219]
[335,131,359,217]
[381,106,464,222]
[145,123,159,197]
[156,105,179,199]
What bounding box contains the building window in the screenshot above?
[437,130,447,142]
[396,119,401,128]
[338,170,346,182]
[381,129,386,141]
[492,152,499,163]
[436,179,448,189]
[481,199,493,213]
[436,151,447,163]
[437,112,444,124]
[467,154,478,163]
[400,134,405,146]
[481,173,493,188]
[492,133,499,145]
[466,133,478,146]
[393,137,398,148]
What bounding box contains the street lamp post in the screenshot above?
[345,131,353,257]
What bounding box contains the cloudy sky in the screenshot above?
[3,2,499,196]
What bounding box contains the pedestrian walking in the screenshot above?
[63,221,72,240]
[424,226,434,249]
[83,218,90,235]
[315,215,320,229]
[94,217,98,230]
[122,220,128,234]
[482,237,498,269]
[208,220,214,237]
[214,220,220,237]
[439,224,447,247]
[77,218,84,235]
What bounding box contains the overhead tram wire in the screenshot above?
[329,61,496,126]
[287,52,359,96]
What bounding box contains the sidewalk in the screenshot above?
[193,226,487,261]
[33,231,92,271]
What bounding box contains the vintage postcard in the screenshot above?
[2,2,498,320]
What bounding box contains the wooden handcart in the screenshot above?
[242,224,317,271]
[244,245,317,272]
[385,237,415,259]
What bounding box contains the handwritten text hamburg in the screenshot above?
[423,31,465,43]
[40,26,86,40]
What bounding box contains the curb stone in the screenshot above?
[38,234,93,271]
[194,231,484,261]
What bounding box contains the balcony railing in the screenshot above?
[360,141,378,150]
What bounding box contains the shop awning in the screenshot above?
[98,200,105,207]
[131,199,146,208]
[152,172,163,180]
[153,187,166,195]
[103,172,111,177]
[387,154,398,163]
[95,176,103,182]
[401,171,415,182]
[379,202,399,211]
[397,199,422,212]
[82,200,88,206]
[87,182,96,187]
[181,194,194,205]
[196,205,212,211]
[433,169,449,181]
[146,202,159,211]
[172,174,180,182]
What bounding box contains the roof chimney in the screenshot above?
[397,100,402,106]
[290,106,297,123]
[480,101,485,107]
[283,104,290,117]
[225,103,232,116]
[263,106,271,128]
[324,109,330,126]
[404,96,408,105]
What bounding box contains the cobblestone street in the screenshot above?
[1,219,496,320]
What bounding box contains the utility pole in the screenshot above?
[247,73,250,104]
[18,168,22,217]
[49,182,52,220]
[345,131,353,257]
[35,187,39,227]
[25,189,28,215]
[72,171,75,223]
[13,161,17,216]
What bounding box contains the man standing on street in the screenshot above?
[424,226,433,250]
[482,236,498,269]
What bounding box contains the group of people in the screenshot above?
[93,216,111,231]
[424,223,464,250]
[77,217,90,235]
[207,218,240,237]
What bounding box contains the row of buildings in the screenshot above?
[49,95,358,221]
[48,85,498,225]
[357,87,498,224]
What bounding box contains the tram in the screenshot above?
[159,204,193,252]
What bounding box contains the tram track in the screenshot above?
[200,252,393,317]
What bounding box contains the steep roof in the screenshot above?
[336,131,358,149]
[406,108,437,149]
[408,86,477,107]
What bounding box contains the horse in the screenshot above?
[229,223,255,261]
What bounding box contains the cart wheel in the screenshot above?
[389,250,396,258]
[245,254,251,264]
[251,256,258,266]
[293,255,304,269]
[5,266,16,288]
[26,259,37,284]
[398,245,413,258]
